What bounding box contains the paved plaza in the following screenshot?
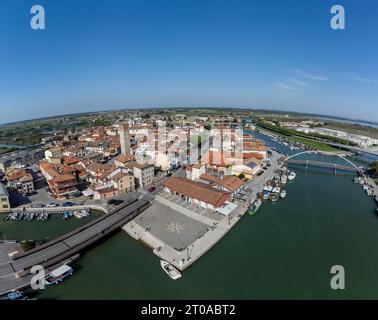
[133,200,216,251]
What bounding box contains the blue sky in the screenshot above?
[1,0,378,124]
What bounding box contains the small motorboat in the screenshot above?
[160,260,182,280]
[288,171,296,181]
[280,190,287,198]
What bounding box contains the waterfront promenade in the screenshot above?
[124,151,283,271]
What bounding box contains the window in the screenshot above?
[2,205,9,209]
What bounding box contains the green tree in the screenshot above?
[238,173,245,180]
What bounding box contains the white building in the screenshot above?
[0,183,11,213]
[126,161,154,188]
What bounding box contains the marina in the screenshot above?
[2,210,90,222]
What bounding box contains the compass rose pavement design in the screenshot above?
[166,222,185,234]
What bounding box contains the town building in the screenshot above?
[108,168,135,193]
[185,164,206,181]
[5,168,34,195]
[125,161,154,188]
[0,182,11,213]
[119,123,131,155]
[199,174,244,199]
[45,146,63,164]
[39,161,78,199]
[163,176,231,210]
[114,154,134,168]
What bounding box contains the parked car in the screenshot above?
[46,203,58,208]
[62,202,75,207]
[107,199,124,206]
[31,203,44,208]
[148,186,156,193]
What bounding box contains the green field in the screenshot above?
[289,136,339,152]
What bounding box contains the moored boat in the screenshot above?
[42,265,74,285]
[270,193,280,202]
[280,190,287,198]
[288,171,296,181]
[160,260,181,280]
[248,199,262,215]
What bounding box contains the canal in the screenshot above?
[2,131,378,299]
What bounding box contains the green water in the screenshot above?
[2,168,378,299]
[0,211,102,242]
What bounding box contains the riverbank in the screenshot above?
[254,125,340,152]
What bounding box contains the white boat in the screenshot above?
[263,186,273,192]
[160,260,181,280]
[281,174,287,184]
[280,190,287,198]
[288,171,296,181]
[42,265,74,285]
[73,211,82,219]
[81,210,89,217]
[272,187,281,194]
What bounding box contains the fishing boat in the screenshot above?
[280,190,287,198]
[42,265,74,285]
[288,171,296,181]
[248,199,262,215]
[160,260,181,280]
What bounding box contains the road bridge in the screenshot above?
[0,198,150,295]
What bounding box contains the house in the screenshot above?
[92,187,120,200]
[0,182,11,213]
[163,176,231,211]
[125,161,154,188]
[185,163,206,181]
[199,174,244,198]
[109,169,135,193]
[45,146,63,164]
[232,158,262,179]
[5,168,34,194]
[114,154,134,168]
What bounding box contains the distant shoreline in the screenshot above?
[1,107,377,129]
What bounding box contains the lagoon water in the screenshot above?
[2,132,378,299]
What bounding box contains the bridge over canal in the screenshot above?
[0,198,150,295]
[283,151,362,173]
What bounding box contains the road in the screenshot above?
[0,198,150,295]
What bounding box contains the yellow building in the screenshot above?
[111,172,135,193]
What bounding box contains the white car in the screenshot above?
[46,203,58,208]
